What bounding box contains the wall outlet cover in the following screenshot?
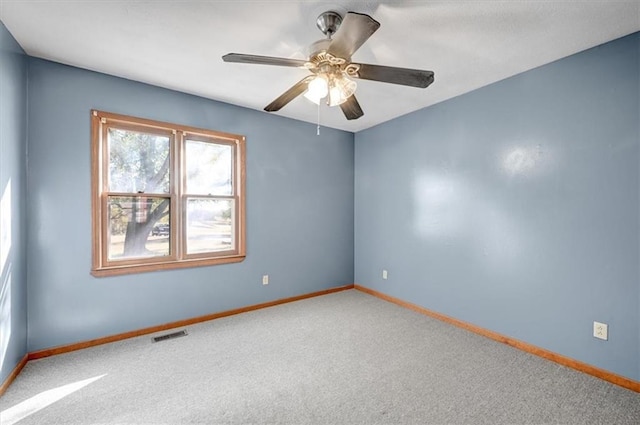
[593,321,608,340]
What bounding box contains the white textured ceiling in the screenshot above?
[1,1,638,132]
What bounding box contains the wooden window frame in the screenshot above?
[91,110,246,277]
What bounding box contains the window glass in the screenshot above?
[107,196,170,260]
[108,128,170,194]
[185,140,232,196]
[185,198,234,254]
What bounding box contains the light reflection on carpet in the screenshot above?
[1,374,106,425]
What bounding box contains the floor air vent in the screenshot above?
[152,330,188,343]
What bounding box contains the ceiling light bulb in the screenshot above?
[304,75,329,104]
[328,74,357,106]
[329,86,345,106]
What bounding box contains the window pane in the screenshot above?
[185,140,232,195]
[108,128,170,193]
[186,199,233,254]
[107,196,170,260]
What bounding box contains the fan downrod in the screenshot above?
[316,11,342,38]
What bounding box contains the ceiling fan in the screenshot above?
[222,11,435,120]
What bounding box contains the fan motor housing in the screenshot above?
[308,39,331,58]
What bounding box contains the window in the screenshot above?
[91,110,245,276]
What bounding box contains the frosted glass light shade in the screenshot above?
[328,74,357,106]
[303,75,329,104]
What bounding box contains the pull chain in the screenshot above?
[317,101,321,136]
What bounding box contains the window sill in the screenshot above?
[91,255,246,277]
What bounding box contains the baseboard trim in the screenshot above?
[28,284,354,361]
[355,284,640,393]
[0,354,29,397]
[2,285,353,394]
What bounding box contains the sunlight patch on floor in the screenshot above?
[0,374,106,425]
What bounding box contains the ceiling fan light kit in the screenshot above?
[222,10,435,121]
[303,71,357,107]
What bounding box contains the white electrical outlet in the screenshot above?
[262,275,269,285]
[382,270,388,280]
[593,321,608,340]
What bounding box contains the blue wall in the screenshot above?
[0,21,28,384]
[25,58,354,351]
[355,33,639,381]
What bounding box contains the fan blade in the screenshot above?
[339,95,364,120]
[222,53,307,68]
[353,63,434,88]
[328,12,380,59]
[264,76,314,112]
